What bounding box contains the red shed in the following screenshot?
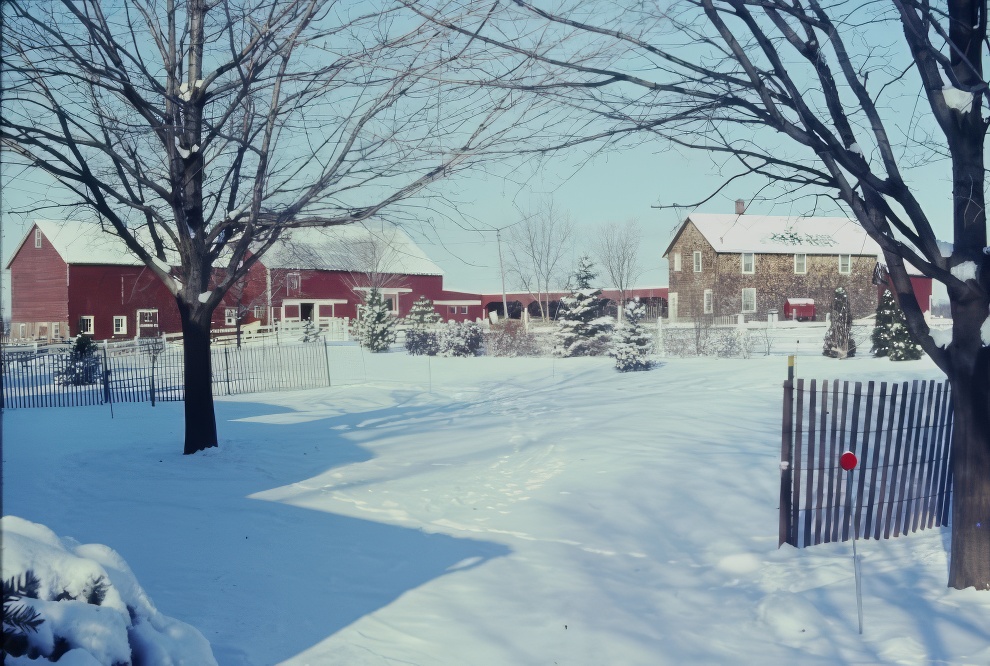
[784,298,816,321]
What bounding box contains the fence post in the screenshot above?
[780,371,794,547]
[102,346,114,418]
[323,338,332,387]
[223,346,232,396]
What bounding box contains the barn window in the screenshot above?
[253,306,264,319]
[741,253,754,274]
[838,254,851,274]
[113,316,127,335]
[673,253,681,272]
[449,306,456,314]
[693,251,702,272]
[794,254,807,274]
[79,316,94,335]
[460,306,468,314]
[52,322,60,339]
[225,308,237,326]
[703,289,713,314]
[741,288,757,313]
[287,272,301,295]
[34,228,43,248]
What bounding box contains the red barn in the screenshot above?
[7,221,483,342]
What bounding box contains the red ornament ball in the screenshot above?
[840,451,858,471]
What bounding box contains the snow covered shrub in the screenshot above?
[54,334,101,386]
[612,300,654,371]
[0,516,218,665]
[355,289,397,353]
[3,571,45,656]
[404,296,442,328]
[823,287,856,358]
[873,289,923,360]
[659,324,749,358]
[405,328,440,356]
[484,320,541,357]
[438,322,484,357]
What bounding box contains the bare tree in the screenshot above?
[595,219,643,322]
[0,0,537,454]
[505,200,575,321]
[408,0,990,589]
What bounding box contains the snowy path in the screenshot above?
[5,354,989,664]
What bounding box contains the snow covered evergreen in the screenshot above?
[611,299,653,371]
[871,289,897,357]
[356,289,397,353]
[405,296,442,328]
[873,288,923,360]
[556,256,613,356]
[822,287,856,358]
[299,318,321,343]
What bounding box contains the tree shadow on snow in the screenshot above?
[1,400,510,666]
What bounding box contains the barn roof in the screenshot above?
[3,220,146,269]
[662,214,882,257]
[261,224,444,276]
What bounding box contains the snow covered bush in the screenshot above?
[438,322,484,357]
[0,516,217,665]
[404,296,442,328]
[823,287,856,358]
[611,299,653,371]
[660,325,751,358]
[405,328,440,356]
[355,289,397,353]
[873,289,923,361]
[484,321,542,357]
[54,335,101,386]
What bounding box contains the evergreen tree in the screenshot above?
[822,287,856,358]
[556,257,613,356]
[299,318,321,343]
[872,288,897,357]
[405,296,442,328]
[356,289,397,353]
[612,299,653,371]
[55,334,101,385]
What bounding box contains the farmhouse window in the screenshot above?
[741,288,757,313]
[79,316,94,335]
[113,316,127,335]
[34,228,43,248]
[838,255,851,274]
[794,254,807,274]
[673,253,682,272]
[703,289,713,314]
[741,253,754,274]
[225,308,237,326]
[693,251,702,272]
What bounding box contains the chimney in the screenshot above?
[735,199,746,215]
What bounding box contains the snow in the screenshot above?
[951,260,978,281]
[941,85,975,112]
[5,353,990,665]
[682,214,881,256]
[176,145,191,159]
[937,240,953,258]
[981,316,990,346]
[848,143,862,156]
[198,290,212,303]
[930,326,953,348]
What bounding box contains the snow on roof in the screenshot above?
[7,220,149,268]
[261,224,444,276]
[786,298,815,305]
[668,213,883,256]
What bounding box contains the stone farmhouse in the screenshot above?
[6,220,483,342]
[662,208,932,322]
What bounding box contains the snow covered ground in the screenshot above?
[4,352,990,664]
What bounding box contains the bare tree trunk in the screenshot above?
[948,299,990,590]
[178,300,218,455]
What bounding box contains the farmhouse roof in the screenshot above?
[662,213,882,257]
[261,224,444,276]
[6,220,149,269]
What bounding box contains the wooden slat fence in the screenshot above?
[780,378,953,548]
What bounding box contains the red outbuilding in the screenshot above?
[7,221,484,342]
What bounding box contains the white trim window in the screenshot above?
[741,288,757,313]
[287,272,301,295]
[53,322,60,339]
[703,289,713,314]
[693,251,703,272]
[34,228,43,248]
[113,316,127,335]
[838,254,851,274]
[225,308,238,326]
[741,253,755,274]
[673,253,682,272]
[794,253,807,274]
[253,306,264,319]
[79,316,94,335]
